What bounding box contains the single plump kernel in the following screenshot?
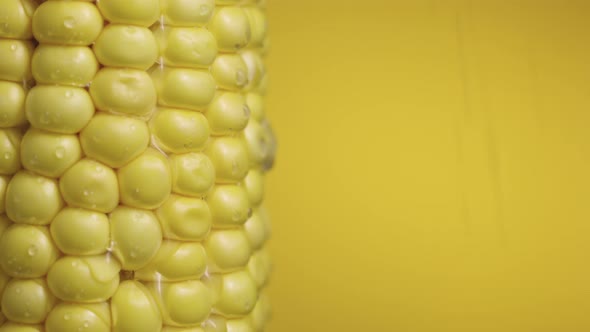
[205,137,249,184]
[159,0,214,26]
[109,206,163,271]
[169,153,215,197]
[208,7,251,52]
[111,281,162,332]
[117,148,172,209]
[207,185,251,228]
[206,92,250,135]
[0,0,39,40]
[249,292,271,332]
[89,68,157,118]
[5,171,63,225]
[247,248,272,289]
[153,27,217,68]
[0,81,27,128]
[25,85,95,134]
[97,0,160,27]
[244,7,268,48]
[31,44,98,86]
[205,229,252,272]
[211,55,249,91]
[0,39,34,83]
[0,128,22,175]
[45,302,111,332]
[0,224,58,278]
[243,210,266,251]
[50,207,110,256]
[156,195,212,241]
[243,170,264,207]
[20,128,82,178]
[1,279,56,324]
[135,241,207,282]
[206,270,257,317]
[46,255,121,303]
[240,50,265,91]
[32,1,103,45]
[80,113,150,168]
[59,159,119,213]
[147,280,212,327]
[93,24,158,70]
[149,108,210,154]
[151,67,216,111]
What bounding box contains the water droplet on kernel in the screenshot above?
[55,147,65,159]
[10,44,16,51]
[27,245,37,256]
[63,17,76,28]
[235,70,247,86]
[65,90,73,98]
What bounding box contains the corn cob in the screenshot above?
[0,0,275,331]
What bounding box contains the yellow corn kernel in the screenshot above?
[156,195,211,241]
[0,224,58,278]
[205,229,252,272]
[226,318,254,332]
[247,248,271,289]
[0,81,27,128]
[151,67,216,111]
[0,40,33,83]
[249,292,271,332]
[111,281,162,332]
[147,280,212,327]
[80,113,150,168]
[243,170,264,207]
[93,25,158,70]
[0,323,44,332]
[59,159,119,213]
[169,153,215,197]
[49,208,110,256]
[243,211,265,251]
[0,177,8,213]
[206,92,250,135]
[97,0,159,27]
[160,0,214,27]
[109,206,162,271]
[31,44,98,86]
[6,171,63,225]
[25,85,95,134]
[163,327,205,332]
[46,255,120,303]
[117,148,172,209]
[0,128,22,175]
[203,316,228,332]
[207,185,251,228]
[153,27,217,68]
[206,270,257,317]
[32,1,103,46]
[1,278,56,324]
[206,137,249,183]
[89,68,157,118]
[211,54,248,91]
[243,7,267,49]
[208,7,250,52]
[149,108,210,154]
[0,0,38,40]
[45,302,111,332]
[240,50,264,91]
[20,128,82,178]
[135,240,207,282]
[245,93,264,122]
[242,119,276,169]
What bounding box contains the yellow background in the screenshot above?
[263,1,590,331]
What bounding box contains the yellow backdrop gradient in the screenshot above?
[264,1,590,331]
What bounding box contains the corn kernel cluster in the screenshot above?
[0,0,275,331]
